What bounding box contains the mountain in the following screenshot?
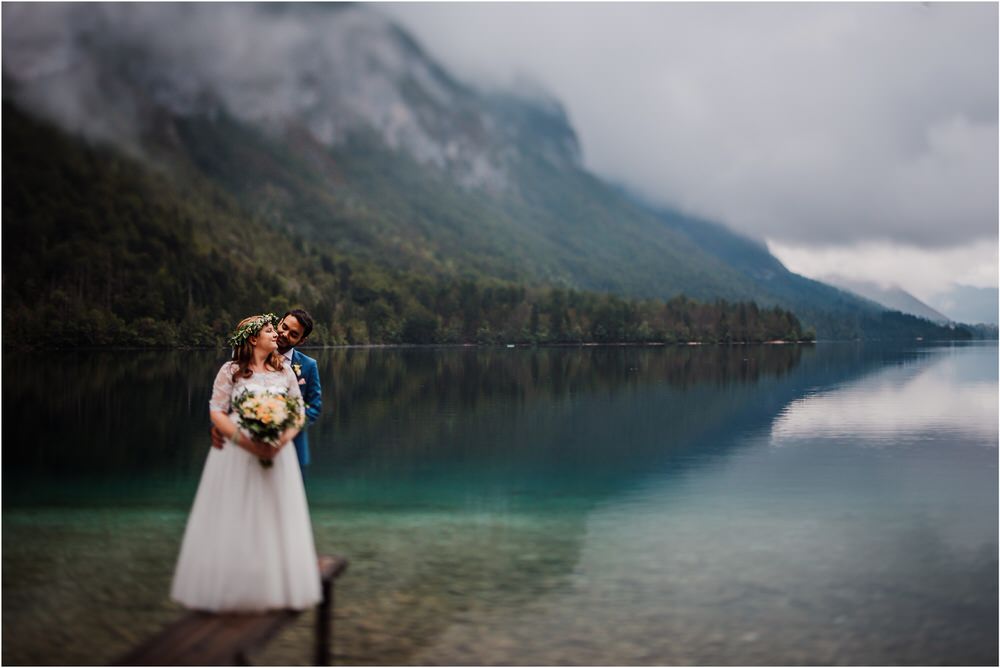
[0,102,815,348]
[819,276,951,324]
[0,4,967,343]
[926,284,999,326]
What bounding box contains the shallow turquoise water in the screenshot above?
[3,343,997,664]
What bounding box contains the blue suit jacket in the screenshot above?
[290,349,322,468]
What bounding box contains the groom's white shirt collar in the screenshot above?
[282,349,294,364]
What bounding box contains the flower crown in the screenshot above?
[227,313,278,348]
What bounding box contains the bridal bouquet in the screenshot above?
[232,389,305,468]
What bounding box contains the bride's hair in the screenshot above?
[230,314,284,382]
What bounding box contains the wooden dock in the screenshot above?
[117,555,348,666]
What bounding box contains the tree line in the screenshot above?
[316,273,812,345]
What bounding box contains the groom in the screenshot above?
[212,308,323,470]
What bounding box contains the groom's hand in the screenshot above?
[210,426,225,449]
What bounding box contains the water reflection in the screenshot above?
[772,346,999,444]
[2,350,222,476]
[3,344,810,507]
[2,343,996,665]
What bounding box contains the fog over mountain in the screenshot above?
[0,3,984,342]
[2,3,578,192]
[7,4,995,271]
[380,3,998,298]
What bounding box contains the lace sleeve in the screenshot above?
[209,363,236,412]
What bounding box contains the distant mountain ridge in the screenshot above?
[927,285,999,326]
[820,276,951,324]
[1,3,968,341]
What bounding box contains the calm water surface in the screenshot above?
[3,343,997,665]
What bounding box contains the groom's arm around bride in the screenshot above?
[212,308,323,470]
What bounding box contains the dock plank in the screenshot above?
[117,555,347,666]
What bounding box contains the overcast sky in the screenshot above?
[380,3,998,301]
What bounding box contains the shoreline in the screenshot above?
[3,339,992,352]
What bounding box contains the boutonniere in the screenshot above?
[292,363,302,377]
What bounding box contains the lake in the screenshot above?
[3,342,997,665]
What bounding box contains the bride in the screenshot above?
[171,313,321,611]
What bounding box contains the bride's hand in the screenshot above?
[253,439,280,460]
[234,432,277,459]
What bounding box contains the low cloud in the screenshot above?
[4,3,996,298]
[381,3,998,251]
[767,237,999,301]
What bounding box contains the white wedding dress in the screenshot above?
[170,362,321,611]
